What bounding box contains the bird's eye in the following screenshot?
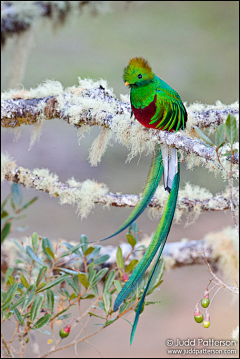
[138,74,142,79]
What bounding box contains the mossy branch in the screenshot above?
[1,84,239,164]
[1,1,113,46]
[2,158,238,220]
[53,230,238,295]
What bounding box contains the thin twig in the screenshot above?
[1,333,14,358]
[202,249,238,295]
[84,340,104,358]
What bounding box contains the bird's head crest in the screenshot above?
[123,57,154,87]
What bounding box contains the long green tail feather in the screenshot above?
[100,144,163,242]
[113,160,180,317]
[130,240,166,345]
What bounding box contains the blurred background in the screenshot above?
[1,1,239,357]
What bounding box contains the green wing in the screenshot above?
[149,90,187,132]
[100,144,163,241]
[113,159,180,344]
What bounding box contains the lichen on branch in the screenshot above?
[1,79,239,166]
[1,153,238,222]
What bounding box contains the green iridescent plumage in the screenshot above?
[102,57,187,344]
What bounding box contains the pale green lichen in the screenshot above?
[32,168,59,192]
[28,120,44,150]
[63,178,109,218]
[88,128,112,166]
[148,182,213,225]
[205,226,239,284]
[1,152,16,182]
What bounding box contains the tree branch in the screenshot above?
[2,161,238,215]
[54,236,238,296]
[1,86,239,164]
[1,1,110,46]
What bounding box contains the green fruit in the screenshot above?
[194,313,204,323]
[59,328,70,338]
[203,320,210,328]
[201,298,210,308]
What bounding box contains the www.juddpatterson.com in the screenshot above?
[165,339,237,356]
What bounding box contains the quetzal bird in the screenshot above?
[103,57,187,344]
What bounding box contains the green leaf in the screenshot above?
[60,243,83,258]
[72,275,80,294]
[129,221,139,242]
[36,266,47,287]
[14,259,24,265]
[93,254,110,266]
[69,293,78,300]
[223,149,239,156]
[14,308,25,326]
[1,194,11,211]
[61,288,70,300]
[126,234,136,247]
[98,300,104,310]
[11,183,23,206]
[59,268,79,275]
[88,264,96,284]
[80,234,88,254]
[1,297,13,311]
[88,245,101,260]
[56,313,71,321]
[1,210,8,220]
[20,273,29,289]
[4,311,13,320]
[4,282,18,303]
[87,312,105,320]
[52,308,69,320]
[26,246,45,266]
[42,237,54,261]
[10,238,26,253]
[78,273,89,289]
[33,314,51,329]
[103,318,115,327]
[36,274,69,293]
[45,247,55,260]
[20,197,38,211]
[23,284,36,310]
[4,267,14,285]
[215,123,226,148]
[125,259,138,273]
[103,270,115,293]
[146,258,164,295]
[1,222,11,243]
[45,289,54,313]
[31,232,39,251]
[30,296,43,321]
[119,302,129,315]
[91,268,108,287]
[193,126,214,146]
[145,300,161,306]
[103,291,112,314]
[113,280,122,294]
[84,246,95,257]
[225,113,236,145]
[92,284,99,297]
[8,297,25,311]
[65,277,79,294]
[116,246,124,269]
[8,275,15,285]
[81,293,95,299]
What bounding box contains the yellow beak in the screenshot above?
[125,81,130,86]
